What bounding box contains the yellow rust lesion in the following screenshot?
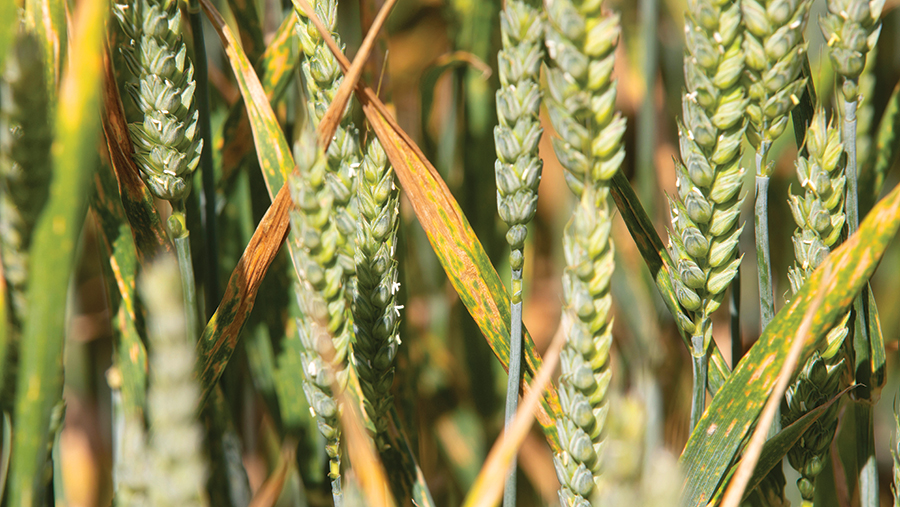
[750,354,775,383]
[725,419,737,437]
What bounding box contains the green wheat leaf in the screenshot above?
[8,0,106,502]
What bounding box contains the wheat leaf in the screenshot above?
[680,181,900,506]
[8,0,106,501]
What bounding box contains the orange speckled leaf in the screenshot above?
[680,182,900,506]
[219,12,298,182]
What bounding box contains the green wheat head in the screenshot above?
[352,136,401,450]
[741,0,812,153]
[289,124,349,494]
[0,30,52,410]
[781,108,849,503]
[544,0,624,503]
[669,0,746,350]
[787,109,846,289]
[140,257,208,507]
[820,0,884,101]
[113,0,202,203]
[495,0,543,293]
[0,30,51,336]
[295,0,359,289]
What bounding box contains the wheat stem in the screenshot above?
[843,98,860,233]
[690,335,708,430]
[729,272,741,366]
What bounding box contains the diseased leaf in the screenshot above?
[680,182,900,507]
[223,0,263,62]
[219,12,298,183]
[91,169,148,416]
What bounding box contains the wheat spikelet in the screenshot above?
[113,0,202,204]
[669,0,746,428]
[289,125,350,503]
[544,1,623,503]
[781,108,849,505]
[140,257,208,507]
[352,137,401,450]
[787,110,846,289]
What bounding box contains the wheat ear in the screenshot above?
[289,124,350,506]
[113,0,202,205]
[140,257,208,507]
[494,1,543,504]
[0,30,52,408]
[113,0,203,343]
[671,0,746,430]
[352,136,401,450]
[544,0,624,503]
[781,108,849,506]
[295,0,360,288]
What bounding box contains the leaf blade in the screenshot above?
[680,182,900,506]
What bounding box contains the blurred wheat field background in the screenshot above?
[2,0,900,506]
